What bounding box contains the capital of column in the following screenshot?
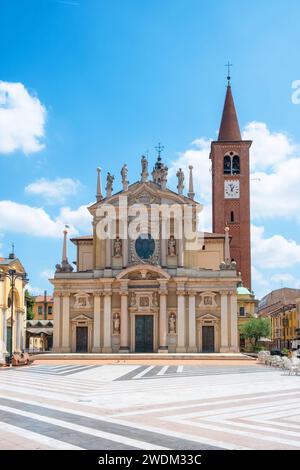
[220,290,230,296]
[93,291,103,298]
[61,292,71,297]
[54,291,62,298]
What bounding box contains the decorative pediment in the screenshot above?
[71,313,92,323]
[117,264,170,280]
[199,291,218,308]
[198,313,219,325]
[73,293,91,309]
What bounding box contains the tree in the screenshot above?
[239,317,271,349]
[25,290,35,320]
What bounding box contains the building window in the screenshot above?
[48,306,52,315]
[38,306,43,315]
[239,306,245,316]
[230,211,234,222]
[224,153,240,175]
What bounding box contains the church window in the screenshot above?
[224,154,240,175]
[224,156,231,174]
[135,234,155,261]
[232,155,240,174]
[239,306,245,316]
[230,211,234,222]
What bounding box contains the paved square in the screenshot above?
[1,362,300,450]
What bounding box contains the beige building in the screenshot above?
[51,154,242,354]
[0,253,27,363]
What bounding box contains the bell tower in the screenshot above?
[210,77,252,289]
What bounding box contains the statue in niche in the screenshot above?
[130,292,137,306]
[169,314,176,334]
[176,168,185,195]
[78,297,87,307]
[113,237,122,257]
[168,235,176,256]
[113,314,120,334]
[152,292,159,307]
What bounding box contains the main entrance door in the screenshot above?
[76,326,88,353]
[135,316,153,352]
[202,326,215,353]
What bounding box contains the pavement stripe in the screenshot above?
[0,397,221,450]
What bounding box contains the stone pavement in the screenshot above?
[1,362,300,450]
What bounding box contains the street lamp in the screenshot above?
[0,269,29,366]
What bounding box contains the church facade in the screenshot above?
[51,81,251,354]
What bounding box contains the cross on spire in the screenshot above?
[225,61,233,85]
[155,142,164,158]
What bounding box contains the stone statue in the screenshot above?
[176,168,184,195]
[152,292,159,307]
[168,236,176,256]
[106,172,114,197]
[169,314,176,334]
[141,155,148,182]
[121,164,129,191]
[130,292,137,306]
[113,314,120,334]
[113,237,122,257]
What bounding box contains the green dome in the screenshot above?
[237,286,252,295]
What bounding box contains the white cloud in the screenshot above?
[57,204,92,234]
[0,201,92,238]
[40,269,54,280]
[242,122,296,171]
[25,177,81,204]
[0,81,46,154]
[251,225,300,269]
[270,273,295,283]
[27,284,44,296]
[0,201,64,238]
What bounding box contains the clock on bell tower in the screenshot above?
[210,79,252,289]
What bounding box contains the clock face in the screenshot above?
[224,180,240,199]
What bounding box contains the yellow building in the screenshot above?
[0,253,28,363]
[257,288,300,350]
[237,285,257,351]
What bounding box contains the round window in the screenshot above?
[135,234,155,261]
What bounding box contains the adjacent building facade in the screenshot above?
[51,80,252,354]
[32,294,53,320]
[257,288,300,349]
[0,253,27,362]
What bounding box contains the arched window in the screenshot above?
[232,155,240,174]
[224,153,240,175]
[224,156,231,174]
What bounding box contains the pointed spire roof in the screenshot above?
[218,84,241,141]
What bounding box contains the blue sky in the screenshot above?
[1,0,300,298]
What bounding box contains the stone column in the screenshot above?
[120,282,129,352]
[220,291,229,352]
[53,293,61,351]
[105,238,111,268]
[122,238,128,268]
[15,312,20,351]
[62,293,71,352]
[92,293,101,352]
[230,293,239,352]
[160,218,167,268]
[187,292,197,352]
[102,288,112,353]
[177,238,184,268]
[2,308,7,353]
[176,286,186,352]
[158,281,168,353]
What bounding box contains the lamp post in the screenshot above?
[0,269,29,366]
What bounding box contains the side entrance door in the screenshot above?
[76,326,88,353]
[135,316,153,352]
[202,326,215,353]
